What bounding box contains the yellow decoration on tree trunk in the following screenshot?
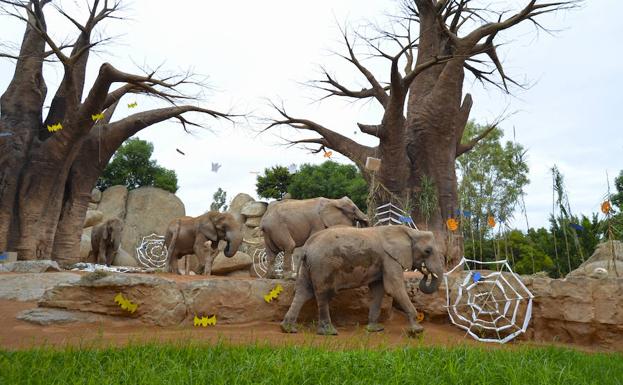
[47,123,63,132]
[91,113,104,121]
[446,218,458,232]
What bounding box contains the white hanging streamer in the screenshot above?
[444,257,534,344]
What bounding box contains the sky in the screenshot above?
[0,0,621,229]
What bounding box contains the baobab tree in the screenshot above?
[267,0,577,267]
[0,0,230,263]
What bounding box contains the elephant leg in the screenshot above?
[167,251,181,275]
[281,269,314,333]
[264,248,279,279]
[282,248,296,280]
[384,277,423,337]
[316,291,337,336]
[366,280,385,332]
[97,242,106,265]
[194,235,213,275]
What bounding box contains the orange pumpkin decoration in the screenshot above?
[487,215,496,228]
[446,218,458,232]
[323,151,333,158]
[416,311,425,322]
[601,201,612,214]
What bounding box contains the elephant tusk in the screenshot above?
[431,272,438,279]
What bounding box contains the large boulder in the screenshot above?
[211,251,252,275]
[83,210,103,228]
[228,193,254,218]
[80,230,92,262]
[120,187,185,258]
[568,241,623,278]
[98,185,128,222]
[39,273,187,326]
[0,272,81,301]
[0,260,61,273]
[240,201,268,217]
[17,308,117,325]
[112,248,139,267]
[181,278,393,326]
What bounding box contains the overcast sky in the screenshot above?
[1,1,621,229]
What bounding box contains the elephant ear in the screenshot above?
[319,198,350,228]
[198,215,218,242]
[380,226,412,270]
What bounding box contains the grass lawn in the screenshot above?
[1,341,622,385]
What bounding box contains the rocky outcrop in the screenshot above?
[16,308,119,325]
[120,187,185,257]
[39,273,187,326]
[228,193,254,219]
[98,185,128,222]
[32,273,392,327]
[83,210,103,228]
[211,252,252,275]
[568,241,623,278]
[241,201,268,217]
[0,272,81,301]
[0,260,62,273]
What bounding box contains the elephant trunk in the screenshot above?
[223,229,243,258]
[354,208,369,227]
[418,254,444,294]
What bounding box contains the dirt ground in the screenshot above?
[0,272,607,352]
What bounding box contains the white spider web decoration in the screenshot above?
[444,257,534,344]
[136,233,168,268]
[252,248,288,278]
[374,203,418,229]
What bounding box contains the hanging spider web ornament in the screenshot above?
[251,248,289,278]
[444,257,533,344]
[136,233,168,268]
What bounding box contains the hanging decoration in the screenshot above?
[47,123,63,132]
[127,101,138,108]
[487,215,496,228]
[211,162,221,172]
[135,233,168,268]
[445,258,534,344]
[114,293,138,313]
[373,203,418,230]
[288,163,297,173]
[569,223,584,232]
[91,113,104,121]
[0,132,13,137]
[601,201,612,214]
[365,156,381,172]
[176,148,186,155]
[193,314,217,327]
[446,218,459,232]
[251,248,288,278]
[264,284,284,303]
[323,150,333,158]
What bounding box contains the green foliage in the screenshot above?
[2,343,622,385]
[288,161,368,210]
[96,138,178,193]
[210,188,228,212]
[256,166,292,200]
[457,122,529,229]
[612,170,623,210]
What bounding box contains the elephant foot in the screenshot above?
[405,323,424,338]
[317,323,338,336]
[283,272,297,281]
[365,323,384,333]
[280,321,298,334]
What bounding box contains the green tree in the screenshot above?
[288,161,368,210]
[612,170,623,210]
[256,166,292,200]
[97,138,179,193]
[457,122,529,260]
[210,188,228,212]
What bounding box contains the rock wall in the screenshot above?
[406,273,623,349]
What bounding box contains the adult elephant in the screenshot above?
[280,225,443,337]
[165,211,242,275]
[90,218,124,266]
[260,197,369,278]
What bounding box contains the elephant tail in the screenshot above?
[166,219,182,262]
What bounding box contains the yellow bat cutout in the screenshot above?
[193,314,217,327]
[127,102,138,108]
[47,123,63,132]
[264,284,284,303]
[91,113,104,121]
[114,293,138,313]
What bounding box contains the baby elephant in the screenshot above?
[281,225,443,337]
[90,218,124,266]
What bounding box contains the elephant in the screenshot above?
[90,218,124,266]
[164,211,243,275]
[259,196,369,279]
[280,225,443,337]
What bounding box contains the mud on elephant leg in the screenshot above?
[316,292,338,336]
[281,269,314,333]
[366,280,385,333]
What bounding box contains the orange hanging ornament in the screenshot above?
[323,151,333,158]
[601,201,612,214]
[487,215,496,228]
[446,218,458,232]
